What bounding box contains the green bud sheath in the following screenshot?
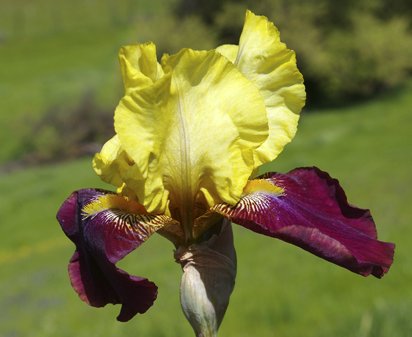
[175,220,237,337]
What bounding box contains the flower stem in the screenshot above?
[175,220,236,337]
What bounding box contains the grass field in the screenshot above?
[1,80,411,337]
[0,0,171,163]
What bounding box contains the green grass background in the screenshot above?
[0,1,411,336]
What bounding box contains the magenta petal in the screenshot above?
[213,167,395,278]
[57,189,157,321]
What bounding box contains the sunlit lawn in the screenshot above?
[0,0,169,162]
[1,81,411,337]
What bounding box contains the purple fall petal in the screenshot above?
[57,189,158,321]
[213,167,395,278]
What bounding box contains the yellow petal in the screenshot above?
[115,49,268,229]
[93,135,145,200]
[119,43,164,94]
[163,49,268,151]
[215,44,238,63]
[226,11,306,167]
[93,135,124,188]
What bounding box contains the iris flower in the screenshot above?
[57,10,394,337]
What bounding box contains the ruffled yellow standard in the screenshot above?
[94,10,305,243]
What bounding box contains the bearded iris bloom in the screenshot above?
[57,10,394,336]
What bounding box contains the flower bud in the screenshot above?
[175,220,237,337]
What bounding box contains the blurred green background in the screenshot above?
[0,0,411,336]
